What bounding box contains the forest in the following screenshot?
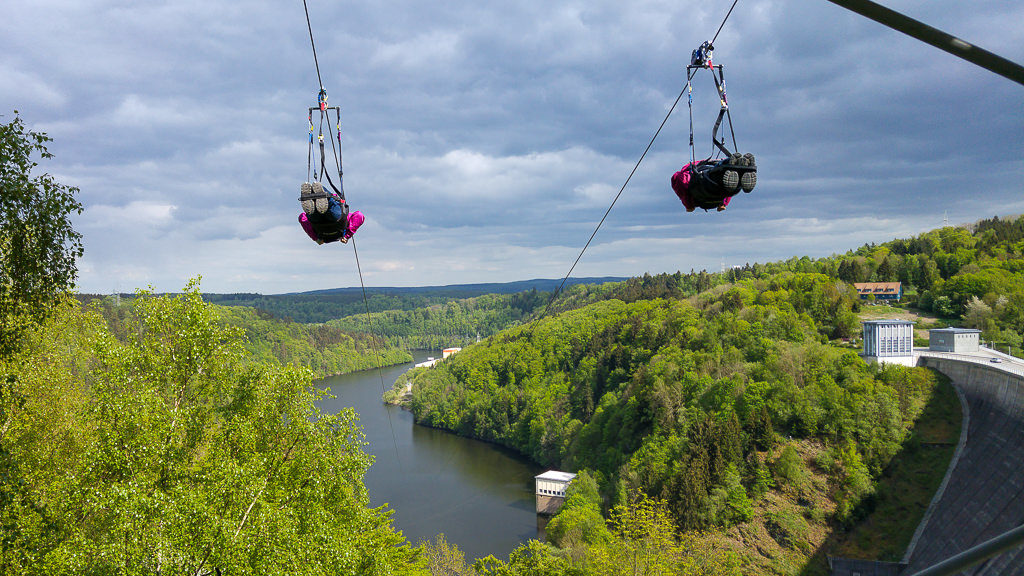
[83,292,412,378]
[406,273,943,571]
[401,216,1024,574]
[195,277,625,324]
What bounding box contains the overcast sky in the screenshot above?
[3,0,1022,294]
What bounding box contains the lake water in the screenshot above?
[315,352,545,561]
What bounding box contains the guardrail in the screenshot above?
[916,348,1024,377]
[905,524,1024,576]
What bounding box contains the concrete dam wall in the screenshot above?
[902,355,1024,575]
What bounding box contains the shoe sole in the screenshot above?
[312,183,329,213]
[300,182,315,214]
[741,171,756,192]
[722,170,739,193]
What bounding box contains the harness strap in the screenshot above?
[319,138,345,200]
[710,66,734,157]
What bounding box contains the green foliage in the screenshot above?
[834,443,874,525]
[546,471,611,547]
[421,534,478,576]
[0,282,423,575]
[327,290,549,349]
[707,464,753,526]
[0,111,83,355]
[409,271,942,538]
[473,496,741,576]
[216,303,412,375]
[198,279,622,325]
[773,445,809,488]
[696,216,1024,353]
[765,510,811,553]
[87,294,412,378]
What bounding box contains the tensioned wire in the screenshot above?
[538,0,741,320]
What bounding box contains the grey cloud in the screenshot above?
[2,0,1021,293]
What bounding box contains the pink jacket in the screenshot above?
[299,210,365,243]
[671,161,729,212]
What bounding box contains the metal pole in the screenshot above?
[905,524,1024,576]
[825,0,1024,87]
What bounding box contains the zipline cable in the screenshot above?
[538,84,687,319]
[353,238,403,468]
[826,0,1024,87]
[537,0,742,319]
[302,0,325,91]
[711,0,740,46]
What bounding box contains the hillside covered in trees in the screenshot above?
[729,216,1024,354]
[83,292,412,378]
[349,215,1024,361]
[197,277,625,324]
[1,285,425,573]
[402,217,1024,574]
[407,273,943,570]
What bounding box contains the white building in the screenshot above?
[862,319,915,366]
[535,470,576,515]
[414,348,462,369]
[929,327,981,353]
[414,357,438,368]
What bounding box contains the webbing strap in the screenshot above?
[710,66,734,157]
[319,139,343,198]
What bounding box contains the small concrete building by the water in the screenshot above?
[861,319,915,366]
[928,327,981,353]
[535,470,576,515]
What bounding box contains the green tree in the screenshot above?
[0,111,83,355]
[546,471,611,548]
[422,534,478,576]
[918,257,941,291]
[1,282,424,575]
[773,444,809,489]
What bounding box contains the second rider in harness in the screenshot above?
[298,181,364,244]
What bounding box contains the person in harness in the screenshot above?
[672,152,756,212]
[673,41,757,212]
[297,181,364,244]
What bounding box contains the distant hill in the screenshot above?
[285,277,629,297]
[193,277,629,324]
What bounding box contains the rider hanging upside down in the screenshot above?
[672,152,756,212]
[673,41,758,212]
[297,182,364,244]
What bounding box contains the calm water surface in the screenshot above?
[315,352,544,561]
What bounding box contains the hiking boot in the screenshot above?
[311,182,329,213]
[743,152,756,168]
[741,170,757,192]
[722,170,739,193]
[300,182,316,215]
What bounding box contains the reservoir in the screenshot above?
[315,352,544,561]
